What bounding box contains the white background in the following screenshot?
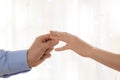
[0,0,120,80]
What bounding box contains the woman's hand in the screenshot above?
[50,31,93,57]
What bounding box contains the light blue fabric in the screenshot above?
[0,50,30,77]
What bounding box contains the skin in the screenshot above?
[27,34,58,67]
[50,31,120,71]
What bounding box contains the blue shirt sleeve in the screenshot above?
[0,50,31,77]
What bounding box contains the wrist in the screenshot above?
[27,50,32,68]
[87,46,98,58]
[77,43,94,57]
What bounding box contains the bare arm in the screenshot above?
[89,47,120,71]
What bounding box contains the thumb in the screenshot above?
[55,44,69,51]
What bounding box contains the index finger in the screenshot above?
[50,31,70,43]
[37,33,52,43]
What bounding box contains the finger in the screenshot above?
[50,31,70,43]
[44,39,59,48]
[36,34,52,43]
[41,54,51,59]
[40,34,50,39]
[36,48,53,62]
[33,54,51,66]
[37,48,52,62]
[44,48,53,54]
[55,44,69,51]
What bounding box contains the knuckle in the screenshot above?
[36,37,40,40]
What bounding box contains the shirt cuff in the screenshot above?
[7,50,31,75]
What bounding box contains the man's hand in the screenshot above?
[27,34,58,67]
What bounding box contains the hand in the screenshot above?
[50,31,93,57]
[27,34,58,67]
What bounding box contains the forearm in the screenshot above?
[89,48,120,71]
[0,50,30,77]
[71,37,120,71]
